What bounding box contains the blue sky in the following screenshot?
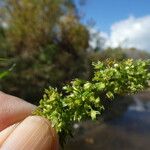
[75,0,150,51]
[76,0,150,32]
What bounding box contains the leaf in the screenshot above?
[90,110,97,120]
[106,91,114,99]
[96,83,105,90]
[91,110,100,120]
[0,71,9,79]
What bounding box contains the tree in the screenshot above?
[0,0,90,103]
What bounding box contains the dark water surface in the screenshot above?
[65,95,150,150]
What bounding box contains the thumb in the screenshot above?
[0,116,59,150]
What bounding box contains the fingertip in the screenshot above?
[1,116,59,150]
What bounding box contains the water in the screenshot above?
[65,94,150,150]
[129,96,150,112]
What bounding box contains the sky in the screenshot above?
[75,0,150,51]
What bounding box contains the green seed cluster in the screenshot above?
[34,59,150,146]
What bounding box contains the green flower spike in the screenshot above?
[34,59,150,147]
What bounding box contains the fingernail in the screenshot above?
[1,116,59,150]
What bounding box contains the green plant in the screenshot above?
[34,59,150,146]
[0,59,15,79]
[0,65,15,79]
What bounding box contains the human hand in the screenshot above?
[0,92,58,150]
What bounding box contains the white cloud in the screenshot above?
[105,15,150,51]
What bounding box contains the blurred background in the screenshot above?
[0,0,150,149]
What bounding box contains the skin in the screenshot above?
[0,91,59,150]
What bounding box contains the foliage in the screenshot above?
[96,47,150,61]
[0,0,90,102]
[3,0,71,53]
[99,47,128,61]
[34,59,150,146]
[1,1,150,103]
[0,69,10,79]
[0,58,13,79]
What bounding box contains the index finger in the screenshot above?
[0,91,36,131]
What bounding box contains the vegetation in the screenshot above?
[0,58,15,79]
[0,0,150,148]
[34,59,150,146]
[0,0,90,102]
[0,0,150,103]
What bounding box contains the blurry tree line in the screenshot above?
[0,0,150,104]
